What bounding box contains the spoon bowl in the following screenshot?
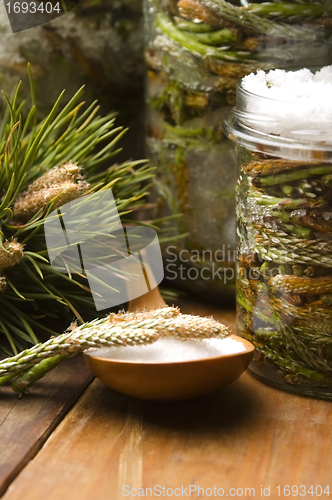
[84,335,254,401]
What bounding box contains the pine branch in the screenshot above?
[0,307,229,378]
[0,69,179,354]
[0,307,230,392]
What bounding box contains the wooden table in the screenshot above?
[1,298,331,500]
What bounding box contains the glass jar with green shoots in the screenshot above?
[145,0,332,299]
[225,66,332,399]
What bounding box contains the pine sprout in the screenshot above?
[0,306,230,393]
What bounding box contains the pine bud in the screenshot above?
[28,161,84,190]
[13,161,90,222]
[0,275,6,292]
[0,238,24,273]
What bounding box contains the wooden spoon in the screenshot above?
[84,284,255,401]
[127,286,166,313]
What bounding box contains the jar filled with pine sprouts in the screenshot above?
[145,0,332,299]
[224,66,332,399]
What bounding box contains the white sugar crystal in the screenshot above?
[88,337,246,362]
[242,67,332,104]
[241,66,332,137]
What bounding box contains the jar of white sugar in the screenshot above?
[224,66,332,399]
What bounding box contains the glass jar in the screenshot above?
[144,0,332,299]
[224,76,332,399]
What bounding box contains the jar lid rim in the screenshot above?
[223,82,332,161]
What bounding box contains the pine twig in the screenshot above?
[243,2,332,22]
[0,307,230,392]
[199,0,323,40]
[156,13,251,61]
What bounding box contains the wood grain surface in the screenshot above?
[0,354,93,496]
[3,375,332,500]
[2,300,332,500]
[0,301,332,500]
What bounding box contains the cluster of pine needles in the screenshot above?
[0,65,177,356]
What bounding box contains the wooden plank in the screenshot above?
[0,354,93,497]
[3,376,332,500]
[2,305,332,500]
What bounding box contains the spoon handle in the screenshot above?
[128,286,166,313]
